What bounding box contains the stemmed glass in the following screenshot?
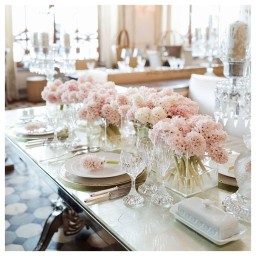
[121,146,146,208]
[137,137,158,196]
[136,56,146,71]
[121,48,132,70]
[45,102,64,149]
[151,143,174,208]
[63,103,82,148]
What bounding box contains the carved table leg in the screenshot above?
[5,153,14,174]
[34,198,86,251]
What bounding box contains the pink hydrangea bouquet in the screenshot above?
[41,76,101,104]
[41,79,64,104]
[78,81,121,125]
[116,86,199,129]
[78,81,122,150]
[149,114,229,195]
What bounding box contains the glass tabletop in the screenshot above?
[5,106,251,251]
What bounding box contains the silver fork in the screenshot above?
[39,146,89,163]
[47,149,90,164]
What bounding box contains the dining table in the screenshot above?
[5,105,251,251]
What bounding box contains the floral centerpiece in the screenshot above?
[41,76,100,104]
[41,76,101,147]
[78,81,121,150]
[149,115,229,197]
[115,86,199,139]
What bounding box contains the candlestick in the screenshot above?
[33,32,39,48]
[64,33,71,49]
[41,32,49,49]
[227,21,249,61]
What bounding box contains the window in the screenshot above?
[12,5,99,64]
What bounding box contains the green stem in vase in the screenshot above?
[168,154,210,191]
[59,104,64,111]
[106,160,119,165]
[107,124,121,136]
[187,156,203,189]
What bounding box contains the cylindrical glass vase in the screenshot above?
[219,6,251,78]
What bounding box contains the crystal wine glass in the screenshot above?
[121,149,145,208]
[151,143,174,208]
[137,137,158,196]
[45,102,64,149]
[63,103,82,149]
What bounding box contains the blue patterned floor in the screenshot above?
[5,140,114,251]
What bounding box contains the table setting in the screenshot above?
[5,15,252,247]
[5,83,251,251]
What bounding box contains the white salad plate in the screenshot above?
[64,152,124,178]
[16,124,53,136]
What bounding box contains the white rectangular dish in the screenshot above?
[170,198,246,245]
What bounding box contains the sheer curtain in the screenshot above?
[98,5,124,68]
[5,5,19,103]
[99,5,164,67]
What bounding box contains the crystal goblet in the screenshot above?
[45,102,64,149]
[121,149,145,208]
[63,103,82,148]
[137,137,158,196]
[151,143,174,208]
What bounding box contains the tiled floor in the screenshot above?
[5,98,115,251]
[5,140,111,251]
[5,100,123,251]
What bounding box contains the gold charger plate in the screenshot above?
[58,165,147,191]
[218,173,237,187]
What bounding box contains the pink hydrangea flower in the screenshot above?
[185,131,206,157]
[45,92,60,103]
[135,107,151,124]
[101,104,121,126]
[150,106,167,125]
[25,122,45,131]
[81,155,105,170]
[208,146,229,164]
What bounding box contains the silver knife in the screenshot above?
[84,189,130,204]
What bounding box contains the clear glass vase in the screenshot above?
[165,154,218,198]
[102,119,121,152]
[85,118,105,151]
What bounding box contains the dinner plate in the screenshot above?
[209,151,239,179]
[19,113,35,121]
[64,152,124,178]
[170,204,246,245]
[58,165,146,190]
[218,173,237,187]
[217,151,240,178]
[16,123,53,136]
